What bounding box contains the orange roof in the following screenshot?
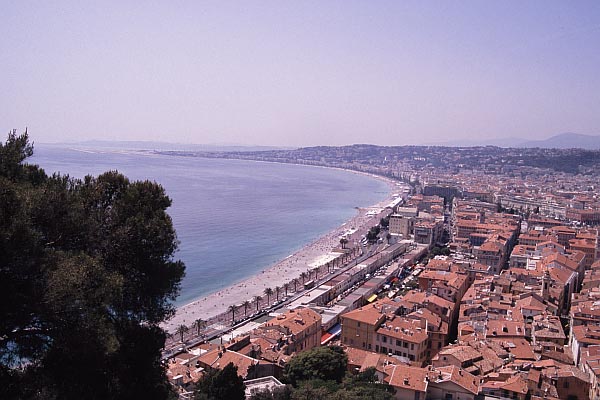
[382,364,428,392]
[377,317,428,344]
[428,365,479,394]
[263,307,321,335]
[340,299,394,325]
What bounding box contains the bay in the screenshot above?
[31,144,390,306]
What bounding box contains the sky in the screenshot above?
[1,1,600,147]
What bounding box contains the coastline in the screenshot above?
[162,167,400,333]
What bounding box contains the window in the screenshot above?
[411,343,414,350]
[397,340,401,346]
[376,345,379,352]
[564,381,570,388]
[383,336,387,343]
[368,344,372,350]
[444,394,453,400]
[357,322,361,327]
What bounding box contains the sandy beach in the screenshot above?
[162,172,401,333]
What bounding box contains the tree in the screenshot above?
[330,367,395,400]
[228,304,238,323]
[242,300,251,316]
[195,318,206,336]
[379,216,389,229]
[248,385,293,400]
[292,278,300,292]
[339,237,348,249]
[283,346,348,387]
[290,381,332,400]
[275,286,282,301]
[283,282,290,297]
[0,131,185,400]
[176,324,190,342]
[313,267,320,280]
[253,295,263,311]
[195,362,245,400]
[300,272,308,284]
[264,287,274,305]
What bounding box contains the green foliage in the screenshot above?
[0,132,185,399]
[248,385,293,400]
[429,246,451,257]
[271,364,393,400]
[283,346,348,387]
[290,381,333,400]
[194,363,245,400]
[332,367,395,400]
[366,226,381,242]
[379,216,389,229]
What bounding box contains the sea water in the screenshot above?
[31,144,390,306]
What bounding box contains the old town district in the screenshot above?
[168,176,600,400]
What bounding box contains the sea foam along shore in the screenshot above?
[162,172,399,333]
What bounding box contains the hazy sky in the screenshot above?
[2,1,600,147]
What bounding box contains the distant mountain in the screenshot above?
[431,137,527,147]
[40,140,295,152]
[519,133,600,149]
[430,133,600,149]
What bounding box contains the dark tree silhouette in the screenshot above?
[195,362,245,400]
[176,324,190,342]
[228,304,238,323]
[242,300,251,316]
[253,295,263,311]
[264,287,274,305]
[0,131,185,400]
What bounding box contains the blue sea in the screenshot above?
[31,145,390,306]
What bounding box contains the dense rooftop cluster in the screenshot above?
[166,144,600,399]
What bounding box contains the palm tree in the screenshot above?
[283,282,290,296]
[264,287,274,305]
[340,237,348,249]
[242,300,251,316]
[313,267,320,280]
[300,272,308,284]
[292,278,300,292]
[194,318,206,336]
[253,295,263,311]
[175,324,189,342]
[228,304,238,323]
[275,286,282,301]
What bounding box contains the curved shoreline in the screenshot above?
[162,164,400,333]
